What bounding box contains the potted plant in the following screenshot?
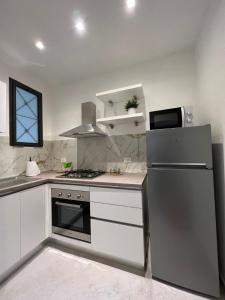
[125,95,139,115]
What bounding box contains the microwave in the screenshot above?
[150,106,193,130]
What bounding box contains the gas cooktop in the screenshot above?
[57,169,105,179]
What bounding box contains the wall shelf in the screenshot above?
[96,83,144,104]
[97,113,145,129]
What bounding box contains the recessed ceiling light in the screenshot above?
[35,41,45,50]
[126,0,136,11]
[75,18,86,35]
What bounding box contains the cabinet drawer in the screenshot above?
[91,219,144,266]
[91,202,143,226]
[90,187,142,208]
[21,186,46,257]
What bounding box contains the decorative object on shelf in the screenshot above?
[9,78,43,147]
[125,95,139,115]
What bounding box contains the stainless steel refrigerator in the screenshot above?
[146,125,220,297]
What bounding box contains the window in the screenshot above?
[9,78,43,147]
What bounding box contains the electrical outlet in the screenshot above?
[61,157,66,163]
[124,157,132,163]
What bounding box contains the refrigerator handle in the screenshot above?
[151,162,208,169]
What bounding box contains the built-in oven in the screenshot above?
[52,188,91,243]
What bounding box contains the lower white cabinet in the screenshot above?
[91,219,144,266]
[21,186,46,257]
[0,193,20,275]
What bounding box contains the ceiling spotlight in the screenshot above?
[75,18,86,35]
[126,0,136,10]
[35,41,45,50]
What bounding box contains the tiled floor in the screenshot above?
[0,247,223,300]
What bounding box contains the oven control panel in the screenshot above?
[51,188,90,202]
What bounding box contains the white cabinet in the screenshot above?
[90,187,145,267]
[0,193,20,274]
[91,202,143,226]
[90,187,142,208]
[21,186,46,257]
[91,219,144,266]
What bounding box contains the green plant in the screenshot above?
[125,95,139,111]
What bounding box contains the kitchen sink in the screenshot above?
[0,176,41,189]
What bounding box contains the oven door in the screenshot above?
[150,107,183,130]
[52,198,91,242]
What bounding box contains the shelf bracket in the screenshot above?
[134,121,139,126]
[109,124,114,129]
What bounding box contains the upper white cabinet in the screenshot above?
[0,81,7,133]
[96,84,146,133]
[20,186,46,257]
[0,193,20,275]
[96,84,144,103]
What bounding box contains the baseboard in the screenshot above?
[0,240,47,286]
[48,238,145,277]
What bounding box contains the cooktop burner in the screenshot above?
[57,169,105,179]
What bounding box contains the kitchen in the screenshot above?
[0,0,225,299]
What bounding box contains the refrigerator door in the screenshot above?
[146,125,213,169]
[148,168,220,297]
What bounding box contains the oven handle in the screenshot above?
[55,201,81,209]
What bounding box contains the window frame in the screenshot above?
[9,78,43,147]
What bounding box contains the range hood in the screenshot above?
[60,102,106,138]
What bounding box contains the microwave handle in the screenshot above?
[55,201,81,209]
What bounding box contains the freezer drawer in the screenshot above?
[148,168,219,297]
[146,125,213,169]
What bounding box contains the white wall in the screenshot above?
[0,59,52,139]
[51,49,197,139]
[196,0,225,142]
[195,0,225,284]
[196,0,225,285]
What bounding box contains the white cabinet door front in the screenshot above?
[0,193,20,275]
[91,219,144,267]
[21,186,46,257]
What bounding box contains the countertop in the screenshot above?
[0,171,147,197]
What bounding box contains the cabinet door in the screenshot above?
[21,186,46,257]
[91,219,144,267]
[0,193,20,275]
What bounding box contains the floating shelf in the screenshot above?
[96,83,144,103]
[97,112,145,129]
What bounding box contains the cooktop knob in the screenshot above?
[67,193,72,198]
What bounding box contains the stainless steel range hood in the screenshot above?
[59,102,106,138]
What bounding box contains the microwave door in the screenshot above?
[150,107,182,130]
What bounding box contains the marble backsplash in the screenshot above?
[77,134,147,173]
[0,134,146,178]
[0,137,76,178]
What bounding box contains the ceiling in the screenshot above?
[0,0,214,86]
